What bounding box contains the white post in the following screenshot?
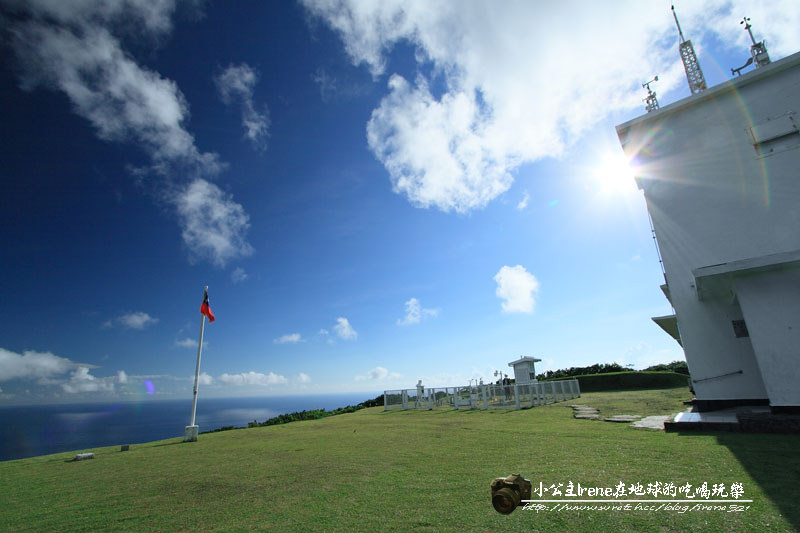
[184,286,207,442]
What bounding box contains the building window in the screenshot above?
[732,320,749,338]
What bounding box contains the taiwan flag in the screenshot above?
[200,290,215,323]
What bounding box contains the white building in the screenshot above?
[616,51,800,412]
[508,356,541,385]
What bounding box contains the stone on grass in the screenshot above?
[631,415,672,430]
[73,453,94,461]
[603,415,642,423]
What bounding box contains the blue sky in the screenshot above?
[1,1,799,404]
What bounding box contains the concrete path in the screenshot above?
[631,415,673,430]
[604,415,642,423]
[569,404,600,420]
[570,404,675,430]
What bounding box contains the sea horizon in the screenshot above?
[0,392,381,462]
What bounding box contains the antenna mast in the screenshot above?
[642,76,659,113]
[672,5,706,94]
[741,16,770,68]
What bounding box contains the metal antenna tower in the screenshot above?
[672,5,706,94]
[741,16,770,68]
[642,76,659,113]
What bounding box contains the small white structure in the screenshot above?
[616,50,800,412]
[508,356,541,385]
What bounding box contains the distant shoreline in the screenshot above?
[0,393,381,462]
[0,391,383,409]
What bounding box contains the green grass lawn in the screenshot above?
[1,387,797,532]
[576,387,690,417]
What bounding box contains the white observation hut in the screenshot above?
[508,356,541,385]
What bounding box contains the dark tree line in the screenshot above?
[642,360,689,375]
[536,362,630,380]
[246,394,385,428]
[202,395,385,434]
[536,361,689,380]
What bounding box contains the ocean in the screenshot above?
[0,393,378,462]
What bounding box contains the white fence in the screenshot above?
[383,379,580,411]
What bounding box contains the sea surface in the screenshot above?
[0,393,378,462]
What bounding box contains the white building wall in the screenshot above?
[512,362,534,385]
[616,51,800,408]
[735,270,800,407]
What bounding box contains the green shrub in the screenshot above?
[563,371,689,392]
[643,360,689,375]
[536,362,631,380]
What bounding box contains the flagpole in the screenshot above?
[190,310,206,426]
[184,285,208,442]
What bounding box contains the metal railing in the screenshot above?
[384,379,580,411]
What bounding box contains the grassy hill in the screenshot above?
[1,387,797,532]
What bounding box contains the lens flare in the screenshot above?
[144,380,155,395]
[591,150,637,195]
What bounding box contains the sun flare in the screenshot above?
[592,151,637,195]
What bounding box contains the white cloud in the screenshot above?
[317,329,334,344]
[114,311,158,330]
[354,366,402,381]
[62,366,114,394]
[0,347,75,382]
[117,370,128,384]
[8,1,222,176]
[312,66,369,103]
[397,297,439,326]
[494,265,540,314]
[198,372,214,386]
[174,179,254,267]
[5,0,253,267]
[231,267,248,283]
[218,371,288,386]
[297,372,311,383]
[303,1,800,213]
[333,317,357,340]
[274,333,303,344]
[175,338,196,348]
[215,63,270,150]
[517,191,529,211]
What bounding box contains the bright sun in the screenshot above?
[591,151,636,195]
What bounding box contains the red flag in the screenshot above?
[200,290,215,323]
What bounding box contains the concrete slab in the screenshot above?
[631,415,672,430]
[604,415,642,423]
[665,406,776,432]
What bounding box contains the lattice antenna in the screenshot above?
[642,76,659,113]
[740,16,770,68]
[672,5,706,94]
